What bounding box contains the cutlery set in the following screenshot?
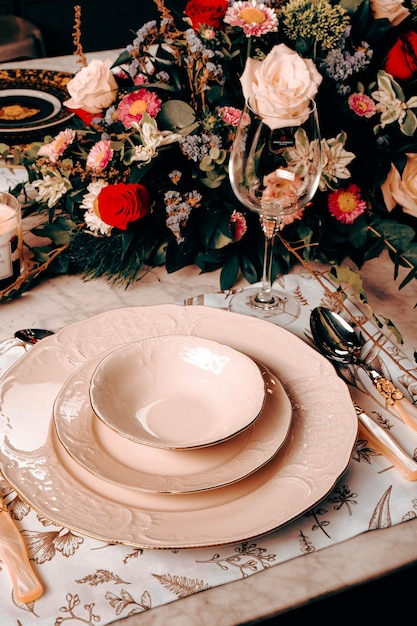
[309,306,417,480]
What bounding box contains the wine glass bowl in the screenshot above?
[229,87,322,324]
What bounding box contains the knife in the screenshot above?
[351,398,417,481]
[0,497,43,603]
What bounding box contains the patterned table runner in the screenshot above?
[0,271,416,625]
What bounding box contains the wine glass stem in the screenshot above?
[256,215,283,304]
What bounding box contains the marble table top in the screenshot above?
[1,52,417,625]
[0,255,416,626]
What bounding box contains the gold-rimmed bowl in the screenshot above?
[89,334,266,449]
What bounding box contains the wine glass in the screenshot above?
[229,87,322,325]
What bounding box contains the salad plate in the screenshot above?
[0,304,358,549]
[54,357,291,493]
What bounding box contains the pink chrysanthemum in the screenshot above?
[348,93,376,118]
[37,129,76,162]
[117,89,162,129]
[328,184,367,224]
[224,0,278,37]
[86,139,114,171]
[229,210,247,241]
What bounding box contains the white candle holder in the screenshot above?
[0,192,22,290]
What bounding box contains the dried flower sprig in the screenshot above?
[72,4,87,67]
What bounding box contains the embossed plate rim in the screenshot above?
[53,355,292,493]
[0,304,358,549]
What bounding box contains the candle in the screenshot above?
[0,193,22,290]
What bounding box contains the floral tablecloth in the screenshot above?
[0,272,417,625]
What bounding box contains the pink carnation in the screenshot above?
[218,106,243,127]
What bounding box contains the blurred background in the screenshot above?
[0,0,187,57]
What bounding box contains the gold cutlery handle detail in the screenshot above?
[370,374,417,433]
[373,375,404,404]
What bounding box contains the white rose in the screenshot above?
[239,44,322,127]
[240,44,322,102]
[381,153,417,218]
[370,0,409,26]
[64,59,118,114]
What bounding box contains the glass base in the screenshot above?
[229,286,301,327]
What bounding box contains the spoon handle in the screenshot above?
[368,371,417,433]
[354,404,417,480]
[0,499,43,603]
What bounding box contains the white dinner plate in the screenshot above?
[0,305,358,549]
[53,356,292,493]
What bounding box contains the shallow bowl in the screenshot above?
[89,334,265,449]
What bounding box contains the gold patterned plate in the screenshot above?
[0,69,74,142]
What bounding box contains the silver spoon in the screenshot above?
[0,330,55,366]
[310,306,417,432]
[14,329,54,344]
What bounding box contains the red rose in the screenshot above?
[97,183,151,230]
[65,106,103,126]
[184,0,228,29]
[384,30,417,81]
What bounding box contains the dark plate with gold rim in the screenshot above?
[0,69,75,143]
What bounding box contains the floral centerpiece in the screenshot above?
[4,0,417,296]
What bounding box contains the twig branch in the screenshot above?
[72,5,87,67]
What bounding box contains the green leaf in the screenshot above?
[120,230,136,260]
[400,266,417,289]
[240,255,259,284]
[400,110,417,136]
[220,255,240,290]
[348,216,368,248]
[111,50,133,68]
[31,216,78,245]
[339,0,364,13]
[378,70,404,101]
[30,246,55,263]
[199,155,215,172]
[328,263,370,308]
[372,217,416,250]
[158,100,196,131]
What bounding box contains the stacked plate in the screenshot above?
[0,304,358,549]
[53,334,293,494]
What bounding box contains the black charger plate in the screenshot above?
[0,68,75,143]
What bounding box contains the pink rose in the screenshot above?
[381,153,417,218]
